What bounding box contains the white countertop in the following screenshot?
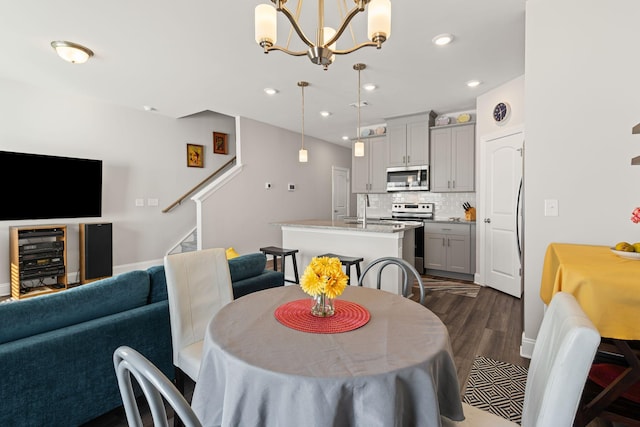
[272,219,422,233]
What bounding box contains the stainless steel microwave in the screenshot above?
[386,165,429,191]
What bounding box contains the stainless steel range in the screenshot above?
[391,203,434,221]
[390,203,434,274]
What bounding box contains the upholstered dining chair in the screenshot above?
[163,248,234,396]
[357,256,426,305]
[113,345,202,427]
[440,292,601,427]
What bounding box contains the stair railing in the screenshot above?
[162,156,236,213]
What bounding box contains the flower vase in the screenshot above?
[311,293,335,317]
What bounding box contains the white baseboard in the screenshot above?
[520,331,535,359]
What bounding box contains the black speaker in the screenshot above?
[80,223,113,284]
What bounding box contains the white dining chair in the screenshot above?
[113,345,202,427]
[441,291,601,427]
[357,256,426,304]
[163,248,234,395]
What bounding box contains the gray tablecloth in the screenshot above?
[191,285,464,427]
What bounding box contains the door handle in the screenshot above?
[484,218,491,223]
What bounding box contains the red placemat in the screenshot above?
[274,299,370,334]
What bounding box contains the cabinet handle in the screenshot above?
[442,238,445,246]
[407,155,410,164]
[484,218,491,223]
[452,180,456,188]
[403,155,406,163]
[447,181,451,188]
[448,238,450,247]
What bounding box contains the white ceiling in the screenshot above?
[0,0,525,148]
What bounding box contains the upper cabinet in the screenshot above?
[352,135,388,193]
[386,111,436,168]
[430,123,475,192]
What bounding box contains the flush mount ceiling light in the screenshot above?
[255,0,391,70]
[466,79,481,88]
[432,33,454,46]
[353,63,366,157]
[364,83,376,91]
[320,111,331,117]
[50,40,94,64]
[264,88,278,95]
[298,81,309,163]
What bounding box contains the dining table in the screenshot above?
[539,242,640,425]
[190,285,464,427]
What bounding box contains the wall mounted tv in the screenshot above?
[0,151,102,221]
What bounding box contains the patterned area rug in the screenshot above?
[463,356,528,424]
[417,275,480,298]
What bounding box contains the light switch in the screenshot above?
[147,198,159,207]
[544,199,558,217]
[265,182,272,189]
[135,198,144,207]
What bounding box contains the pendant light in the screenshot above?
[298,81,309,162]
[353,63,366,157]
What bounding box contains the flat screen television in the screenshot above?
[0,150,102,221]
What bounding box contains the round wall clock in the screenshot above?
[493,102,511,123]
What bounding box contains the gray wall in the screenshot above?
[199,116,353,254]
[523,0,640,344]
[0,78,351,295]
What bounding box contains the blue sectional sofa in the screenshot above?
[228,252,284,298]
[0,266,172,427]
[0,252,283,426]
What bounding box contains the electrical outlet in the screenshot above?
[147,198,158,206]
[135,198,144,207]
[288,183,295,191]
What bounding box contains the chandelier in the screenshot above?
[254,0,391,70]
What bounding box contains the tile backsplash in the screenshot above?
[356,192,476,220]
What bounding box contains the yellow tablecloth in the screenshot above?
[540,243,640,340]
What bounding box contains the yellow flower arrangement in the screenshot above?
[300,256,349,299]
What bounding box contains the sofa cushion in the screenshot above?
[0,270,150,344]
[232,270,284,299]
[147,265,168,303]
[228,252,267,282]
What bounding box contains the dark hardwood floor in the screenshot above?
[82,283,614,426]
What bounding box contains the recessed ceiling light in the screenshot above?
[264,88,278,95]
[364,83,376,91]
[466,80,481,88]
[320,111,331,117]
[432,33,454,46]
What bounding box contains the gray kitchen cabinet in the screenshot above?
[430,123,475,192]
[386,111,436,168]
[424,222,472,274]
[352,135,388,193]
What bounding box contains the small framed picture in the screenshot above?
[213,132,228,155]
[187,144,204,168]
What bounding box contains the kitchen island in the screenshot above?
[272,219,420,295]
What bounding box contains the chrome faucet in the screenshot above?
[362,194,370,228]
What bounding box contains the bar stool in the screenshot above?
[259,246,299,284]
[318,253,364,286]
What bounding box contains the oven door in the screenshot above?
[387,218,425,274]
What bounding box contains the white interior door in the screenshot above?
[482,131,523,298]
[332,166,350,221]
